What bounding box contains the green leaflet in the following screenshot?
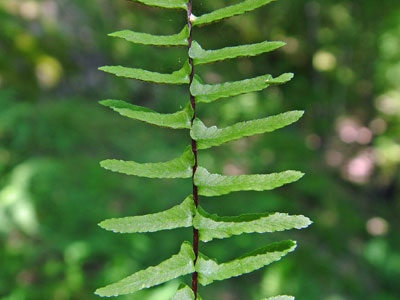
[263,297,295,300]
[194,207,312,242]
[196,240,296,286]
[99,61,191,85]
[130,0,187,10]
[99,196,196,233]
[194,167,304,197]
[101,146,194,178]
[100,100,193,129]
[192,0,276,27]
[170,284,203,300]
[170,284,194,300]
[191,73,293,103]
[189,40,285,65]
[95,242,195,297]
[109,25,189,46]
[190,111,304,149]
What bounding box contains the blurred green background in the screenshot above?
[1,0,400,299]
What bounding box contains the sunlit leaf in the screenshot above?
[189,40,285,65]
[192,0,276,26]
[109,26,189,46]
[101,146,194,178]
[99,61,191,84]
[194,167,304,197]
[99,196,196,233]
[194,207,312,242]
[95,242,195,297]
[191,73,293,103]
[190,111,304,149]
[196,240,296,285]
[100,100,193,129]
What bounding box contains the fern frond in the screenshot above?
[196,240,296,286]
[109,26,189,47]
[191,73,293,104]
[191,111,304,149]
[194,207,312,242]
[130,0,187,10]
[100,146,194,178]
[95,242,195,297]
[189,40,285,65]
[100,100,193,129]
[192,0,276,27]
[99,196,195,233]
[98,0,310,297]
[99,61,191,85]
[194,167,304,197]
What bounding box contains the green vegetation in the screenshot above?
[1,0,400,299]
[95,0,310,298]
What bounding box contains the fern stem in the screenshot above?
[187,0,199,298]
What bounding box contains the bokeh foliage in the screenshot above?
[0,0,399,299]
